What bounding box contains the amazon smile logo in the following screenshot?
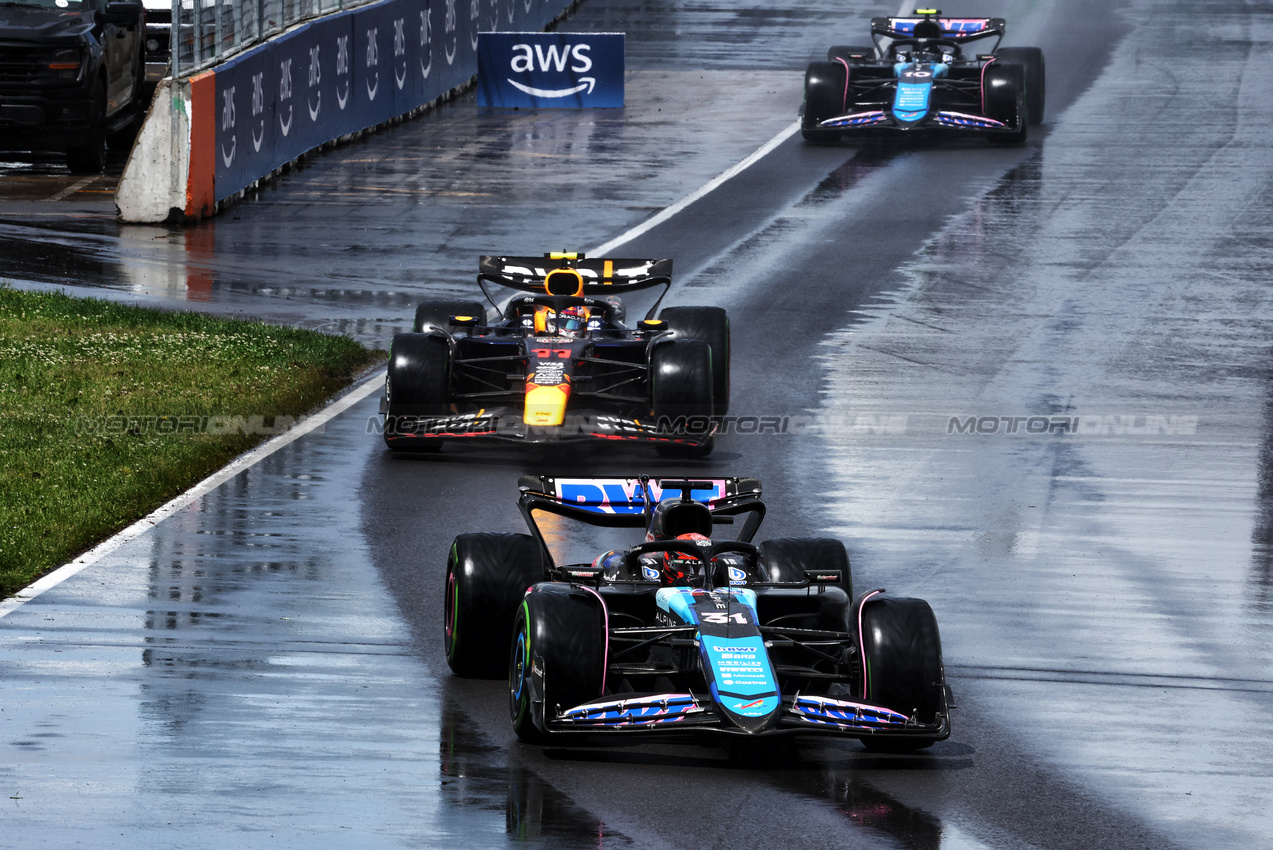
[508,77,595,98]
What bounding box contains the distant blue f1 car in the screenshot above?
[802,8,1045,144]
[443,475,953,750]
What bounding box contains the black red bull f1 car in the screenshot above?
[381,254,729,455]
[802,8,1045,144]
[443,476,953,749]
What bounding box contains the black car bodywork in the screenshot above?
[0,0,145,171]
[802,9,1045,144]
[444,475,953,749]
[381,253,730,455]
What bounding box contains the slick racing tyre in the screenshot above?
[984,62,1028,145]
[826,45,876,63]
[65,78,107,174]
[758,537,853,597]
[509,583,606,743]
[657,306,730,415]
[445,533,544,678]
[857,595,946,752]
[383,332,451,449]
[996,47,1045,124]
[413,300,486,333]
[802,60,848,143]
[650,339,714,457]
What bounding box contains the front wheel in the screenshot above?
[802,60,849,140]
[996,47,1045,124]
[384,332,450,449]
[509,584,606,743]
[445,533,544,678]
[857,595,947,751]
[984,62,1028,145]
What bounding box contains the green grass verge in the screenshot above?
[0,286,385,599]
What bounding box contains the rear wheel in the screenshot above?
[758,537,852,597]
[802,60,848,143]
[384,332,450,449]
[66,78,107,174]
[984,62,1027,145]
[650,339,714,457]
[414,300,486,333]
[996,47,1045,124]
[858,595,946,751]
[509,584,606,743]
[656,306,730,415]
[445,533,544,678]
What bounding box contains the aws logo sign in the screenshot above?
[478,31,624,107]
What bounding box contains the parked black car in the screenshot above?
[0,0,146,172]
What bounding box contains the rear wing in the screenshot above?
[870,15,1005,43]
[479,254,673,296]
[517,475,766,564]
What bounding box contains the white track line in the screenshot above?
[0,374,383,618]
[589,121,799,255]
[48,176,98,202]
[4,119,803,617]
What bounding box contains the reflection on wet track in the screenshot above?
[4,0,1273,846]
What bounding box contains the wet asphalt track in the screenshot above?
[4,0,1273,846]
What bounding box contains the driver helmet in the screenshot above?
[663,532,709,586]
[558,305,591,337]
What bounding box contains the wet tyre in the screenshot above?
[996,47,1045,124]
[858,595,946,751]
[802,60,848,143]
[413,300,486,333]
[383,332,450,448]
[657,306,730,415]
[758,537,853,597]
[66,78,107,174]
[984,62,1027,145]
[445,533,544,678]
[509,583,606,743]
[650,339,714,457]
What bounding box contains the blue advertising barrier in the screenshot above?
[210,0,576,206]
[477,32,624,108]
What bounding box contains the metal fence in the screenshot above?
[172,0,370,78]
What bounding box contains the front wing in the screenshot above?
[813,109,1013,135]
[542,692,951,741]
[381,406,714,448]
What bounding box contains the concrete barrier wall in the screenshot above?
[117,0,578,224]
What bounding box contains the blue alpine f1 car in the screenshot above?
[802,8,1045,144]
[443,476,952,750]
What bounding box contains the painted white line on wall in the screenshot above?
[0,373,384,618]
[589,121,800,255]
[4,119,804,617]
